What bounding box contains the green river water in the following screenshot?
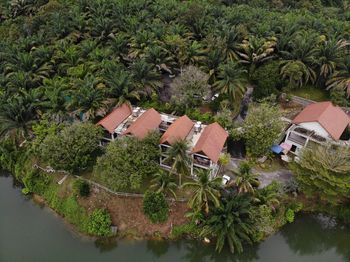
[1,173,349,262]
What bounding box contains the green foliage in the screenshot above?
[31,119,62,153]
[330,86,349,107]
[73,179,90,197]
[242,103,283,157]
[38,123,102,173]
[183,169,222,214]
[143,190,169,224]
[285,209,295,223]
[338,206,350,224]
[94,132,160,191]
[201,195,255,254]
[251,61,283,100]
[290,144,350,205]
[171,222,201,239]
[87,208,112,237]
[170,66,210,111]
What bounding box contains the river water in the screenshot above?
[1,173,349,262]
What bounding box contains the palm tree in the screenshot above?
[257,183,280,212]
[230,161,260,194]
[0,90,39,140]
[183,169,222,214]
[165,139,191,186]
[68,75,109,120]
[39,77,69,123]
[327,58,350,97]
[279,30,318,88]
[236,36,276,75]
[201,195,254,254]
[315,38,349,80]
[151,169,177,199]
[214,61,248,103]
[280,60,316,89]
[130,59,161,92]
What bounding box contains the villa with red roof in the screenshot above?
[283,101,350,156]
[98,104,228,178]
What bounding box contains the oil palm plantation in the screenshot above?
[230,161,260,194]
[68,75,109,120]
[151,169,178,199]
[201,195,254,254]
[327,58,350,97]
[183,169,222,214]
[165,139,191,186]
[315,38,349,80]
[214,61,248,103]
[0,90,39,140]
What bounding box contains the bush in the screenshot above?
[171,222,201,239]
[93,132,160,191]
[338,206,350,224]
[73,179,90,197]
[251,61,283,100]
[285,209,295,223]
[38,123,102,173]
[87,208,112,236]
[143,191,169,224]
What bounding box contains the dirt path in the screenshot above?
[78,186,189,238]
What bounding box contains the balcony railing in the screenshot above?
[193,156,211,167]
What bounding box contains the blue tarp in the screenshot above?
[271,144,283,154]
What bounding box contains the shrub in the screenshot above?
[143,191,169,224]
[285,209,295,223]
[73,179,90,197]
[171,222,201,239]
[38,123,102,174]
[87,209,112,236]
[338,206,350,224]
[93,132,160,191]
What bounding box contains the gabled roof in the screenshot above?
[97,104,132,134]
[160,115,194,145]
[192,122,228,163]
[292,101,350,141]
[123,108,161,139]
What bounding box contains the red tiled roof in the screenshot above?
[123,108,161,139]
[97,104,132,134]
[160,115,194,145]
[192,122,228,163]
[292,101,350,141]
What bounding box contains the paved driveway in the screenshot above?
[225,158,293,188]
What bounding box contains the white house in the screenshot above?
[283,101,350,156]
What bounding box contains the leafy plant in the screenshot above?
[87,208,112,236]
[143,190,169,224]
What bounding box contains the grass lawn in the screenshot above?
[287,86,330,102]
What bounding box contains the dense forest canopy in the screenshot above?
[0,0,350,139]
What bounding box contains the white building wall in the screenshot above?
[298,122,331,139]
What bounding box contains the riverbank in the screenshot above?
[2,173,350,262]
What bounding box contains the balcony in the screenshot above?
[287,132,307,146]
[193,155,211,168]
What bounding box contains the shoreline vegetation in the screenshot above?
[1,0,350,255]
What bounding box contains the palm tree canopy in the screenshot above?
[183,169,222,214]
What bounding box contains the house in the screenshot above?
[283,101,350,156]
[159,115,194,168]
[97,104,229,178]
[191,122,229,178]
[97,103,132,143]
[122,108,162,139]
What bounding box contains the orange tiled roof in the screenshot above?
[292,101,350,141]
[160,115,194,145]
[97,104,132,134]
[192,122,228,163]
[123,108,161,139]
